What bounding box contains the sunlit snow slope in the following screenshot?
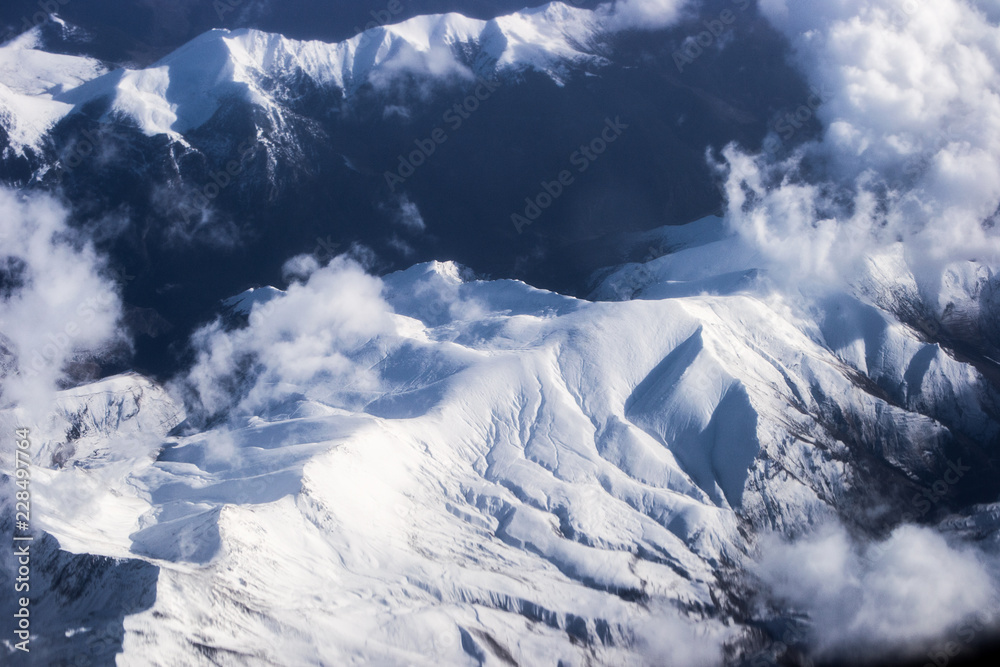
[0,27,105,153]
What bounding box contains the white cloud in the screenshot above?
[0,188,124,422]
[177,255,398,422]
[720,0,1000,306]
[391,195,426,233]
[631,604,730,666]
[382,104,411,120]
[756,522,999,662]
[369,41,475,93]
[599,0,691,30]
[720,9,1000,659]
[281,253,321,283]
[151,182,242,249]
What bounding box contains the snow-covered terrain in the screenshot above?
[5,218,999,665]
[4,0,1000,664]
[42,2,602,140]
[0,27,105,153]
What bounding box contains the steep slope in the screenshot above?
[0,27,106,154]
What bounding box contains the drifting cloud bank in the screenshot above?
[756,522,1000,662]
[0,189,124,422]
[721,0,1000,304]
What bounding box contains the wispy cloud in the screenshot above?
[174,255,397,423]
[387,194,426,233]
[0,188,125,422]
[599,0,692,31]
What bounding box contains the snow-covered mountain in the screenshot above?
[0,27,105,153]
[2,2,602,143]
[4,0,1000,664]
[5,218,1000,665]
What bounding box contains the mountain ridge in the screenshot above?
[3,1,605,143]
